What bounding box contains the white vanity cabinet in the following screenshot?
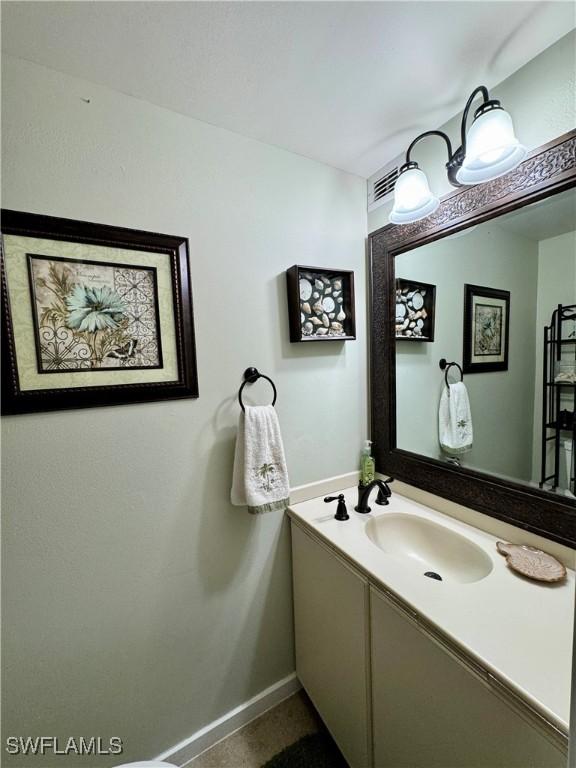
[370,586,566,768]
[291,522,372,768]
[290,519,568,768]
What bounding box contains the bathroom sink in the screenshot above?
[365,513,493,583]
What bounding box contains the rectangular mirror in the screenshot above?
[396,186,575,495]
[370,130,576,547]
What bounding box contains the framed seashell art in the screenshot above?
[286,265,356,343]
[395,278,436,342]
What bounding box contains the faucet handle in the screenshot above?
[376,478,394,506]
[375,487,389,506]
[324,494,349,521]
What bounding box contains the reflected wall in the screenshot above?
[395,188,576,494]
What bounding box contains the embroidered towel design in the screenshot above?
[231,405,290,514]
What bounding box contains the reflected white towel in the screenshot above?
[231,405,290,514]
[439,381,473,455]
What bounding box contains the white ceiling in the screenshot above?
[2,1,574,177]
[497,187,576,241]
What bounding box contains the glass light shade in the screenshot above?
[389,167,439,224]
[456,108,527,185]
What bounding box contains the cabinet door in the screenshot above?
[291,522,371,768]
[370,586,566,768]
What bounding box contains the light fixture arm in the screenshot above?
[459,85,490,156]
[402,128,462,187]
[400,86,493,188]
[404,130,454,168]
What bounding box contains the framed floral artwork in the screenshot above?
[463,284,510,373]
[1,210,198,413]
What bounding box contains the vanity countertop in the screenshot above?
[287,487,574,734]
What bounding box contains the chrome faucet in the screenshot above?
[355,478,394,514]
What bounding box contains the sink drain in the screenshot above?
[424,571,442,581]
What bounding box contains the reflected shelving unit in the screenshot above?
[540,303,576,495]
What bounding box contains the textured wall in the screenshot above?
[1,56,367,766]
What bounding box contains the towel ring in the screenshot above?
[439,358,464,389]
[238,367,277,412]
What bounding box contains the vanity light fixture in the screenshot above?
[389,86,526,225]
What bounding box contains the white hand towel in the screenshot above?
[231,405,290,514]
[439,381,473,455]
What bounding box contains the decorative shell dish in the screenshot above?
[496,541,567,583]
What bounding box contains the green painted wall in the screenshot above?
[395,223,538,482]
[531,229,576,488]
[1,56,367,766]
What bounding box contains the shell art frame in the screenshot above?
[286,265,356,343]
[395,278,436,342]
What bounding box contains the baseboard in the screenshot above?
[155,673,301,767]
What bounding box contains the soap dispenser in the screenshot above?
[360,440,375,486]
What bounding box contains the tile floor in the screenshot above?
[188,690,328,768]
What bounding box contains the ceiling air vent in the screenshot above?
[367,154,403,212]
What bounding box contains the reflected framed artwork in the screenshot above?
[463,284,510,373]
[1,210,198,413]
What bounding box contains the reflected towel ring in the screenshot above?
[439,358,464,389]
[238,367,277,412]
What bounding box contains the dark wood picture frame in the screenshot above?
[286,264,356,342]
[463,284,510,373]
[369,129,576,547]
[1,210,199,414]
[395,278,436,342]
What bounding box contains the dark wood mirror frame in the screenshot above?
[369,129,576,548]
